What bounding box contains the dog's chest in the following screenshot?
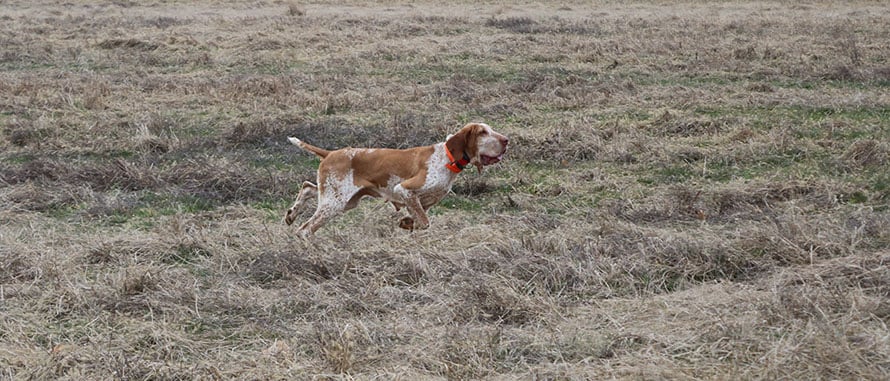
[378,144,455,205]
[383,169,454,200]
[416,158,454,205]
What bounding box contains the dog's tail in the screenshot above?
[288,137,330,159]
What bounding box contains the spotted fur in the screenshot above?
[285,123,508,238]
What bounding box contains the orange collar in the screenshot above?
[445,147,470,173]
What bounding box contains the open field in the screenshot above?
[2,0,889,379]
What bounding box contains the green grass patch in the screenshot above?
[622,69,888,91]
[621,71,741,88]
[789,105,890,123]
[709,149,812,182]
[158,194,217,215]
[164,242,212,265]
[44,202,85,220]
[694,105,890,122]
[388,59,523,84]
[847,191,868,204]
[871,171,890,203]
[101,192,219,226]
[437,195,485,212]
[2,153,37,164]
[691,105,890,142]
[639,163,696,185]
[566,189,613,211]
[67,149,137,161]
[771,78,890,90]
[252,199,289,213]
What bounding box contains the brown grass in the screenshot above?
[2,0,890,379]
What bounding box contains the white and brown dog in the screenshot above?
[285,122,508,237]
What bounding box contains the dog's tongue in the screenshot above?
[481,155,502,165]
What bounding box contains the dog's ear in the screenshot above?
[445,129,467,161]
[467,124,484,173]
[447,123,484,173]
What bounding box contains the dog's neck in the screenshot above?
[444,146,470,173]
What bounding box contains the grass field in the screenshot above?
[2,0,889,379]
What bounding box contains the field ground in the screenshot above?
[1,0,889,379]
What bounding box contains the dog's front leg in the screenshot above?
[394,176,430,231]
[399,194,430,231]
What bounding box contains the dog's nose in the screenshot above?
[501,137,509,146]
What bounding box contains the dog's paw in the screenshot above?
[284,209,297,225]
[398,216,415,230]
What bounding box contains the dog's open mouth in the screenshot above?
[481,153,504,166]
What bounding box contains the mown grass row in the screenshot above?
[2,2,890,378]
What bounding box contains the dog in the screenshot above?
[284,122,508,237]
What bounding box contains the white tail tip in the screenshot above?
[287,137,301,146]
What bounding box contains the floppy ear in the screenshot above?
[468,124,484,173]
[445,130,467,161]
[446,124,484,173]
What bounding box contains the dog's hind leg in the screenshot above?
[285,181,317,226]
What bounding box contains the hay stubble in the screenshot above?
[1,0,889,379]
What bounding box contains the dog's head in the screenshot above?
[445,123,509,173]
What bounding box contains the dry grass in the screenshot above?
[2,0,890,379]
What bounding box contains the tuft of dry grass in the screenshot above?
[286,2,305,17]
[1,0,889,379]
[843,139,888,168]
